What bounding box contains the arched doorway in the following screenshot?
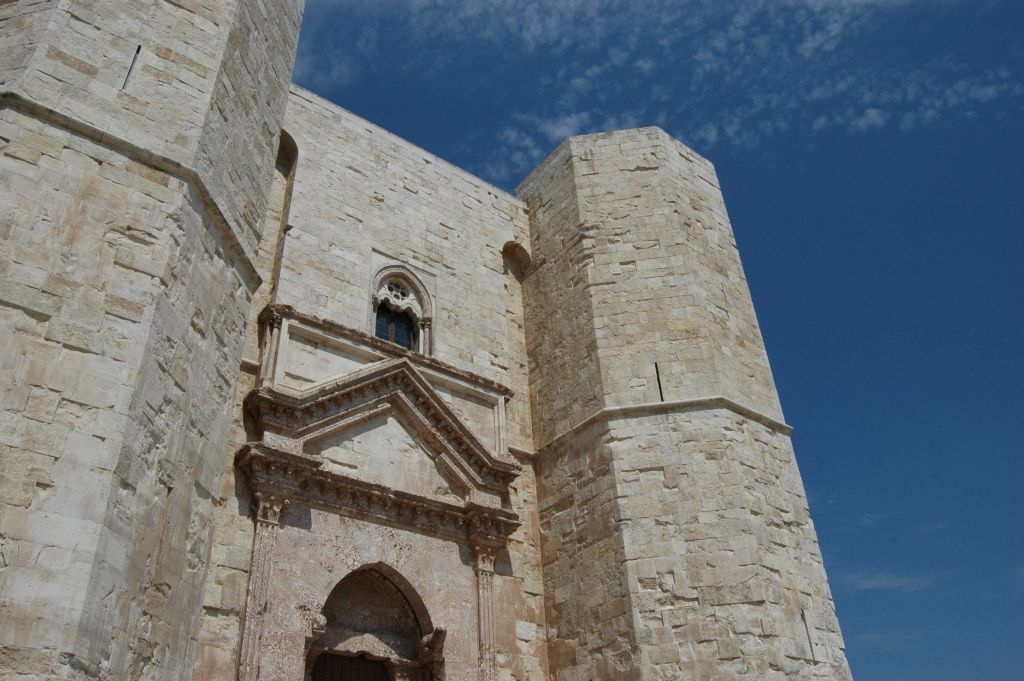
[306,566,444,681]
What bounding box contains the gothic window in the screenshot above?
[371,270,432,354]
[375,301,417,349]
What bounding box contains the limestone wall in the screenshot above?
[536,408,851,680]
[535,421,640,679]
[521,128,851,680]
[517,141,604,447]
[1,0,304,256]
[0,107,252,678]
[521,128,783,436]
[0,0,59,88]
[274,87,547,679]
[188,367,260,681]
[194,0,304,255]
[0,1,305,678]
[612,410,849,678]
[1,106,183,677]
[276,87,533,452]
[496,453,549,681]
[190,88,548,680]
[3,0,232,160]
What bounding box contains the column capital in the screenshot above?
[253,491,288,525]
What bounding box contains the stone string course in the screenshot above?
[0,2,852,680]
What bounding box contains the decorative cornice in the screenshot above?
[237,444,519,547]
[260,304,514,399]
[245,356,520,491]
[507,445,537,461]
[257,304,286,331]
[539,396,793,452]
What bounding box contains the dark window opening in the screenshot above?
[375,303,417,350]
[312,653,389,681]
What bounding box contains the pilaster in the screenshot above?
[473,542,499,681]
[238,493,288,681]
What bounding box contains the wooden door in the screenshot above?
[311,654,390,681]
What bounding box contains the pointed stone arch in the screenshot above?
[306,563,445,681]
[370,265,434,354]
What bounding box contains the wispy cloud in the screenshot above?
[533,111,593,144]
[850,107,890,131]
[295,0,1023,184]
[852,628,924,652]
[839,570,942,593]
[479,125,545,184]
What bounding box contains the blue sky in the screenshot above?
[293,1,1023,678]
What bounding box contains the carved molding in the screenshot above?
[257,304,514,399]
[238,493,288,681]
[253,491,288,525]
[474,545,497,681]
[236,442,515,681]
[374,279,425,320]
[539,396,794,452]
[236,444,519,547]
[371,266,434,319]
[245,357,520,494]
[240,305,521,681]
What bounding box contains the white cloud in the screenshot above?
[535,112,592,143]
[295,0,1022,182]
[851,107,889,131]
[478,125,545,184]
[693,122,720,147]
[634,58,656,76]
[840,570,941,592]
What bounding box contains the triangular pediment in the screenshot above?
[246,359,519,501]
[311,407,465,504]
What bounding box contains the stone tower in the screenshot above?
[0,3,852,681]
[519,129,852,679]
[0,0,305,678]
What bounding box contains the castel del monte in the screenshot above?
[0,2,853,680]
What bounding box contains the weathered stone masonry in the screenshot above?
[522,129,850,680]
[0,0,304,678]
[1,2,851,680]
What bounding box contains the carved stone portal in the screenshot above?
[305,567,443,681]
[237,308,520,681]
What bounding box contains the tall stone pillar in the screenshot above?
[519,128,852,680]
[0,1,305,678]
[238,494,287,681]
[473,544,498,681]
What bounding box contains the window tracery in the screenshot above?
[370,268,432,354]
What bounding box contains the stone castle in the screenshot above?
[0,2,853,680]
